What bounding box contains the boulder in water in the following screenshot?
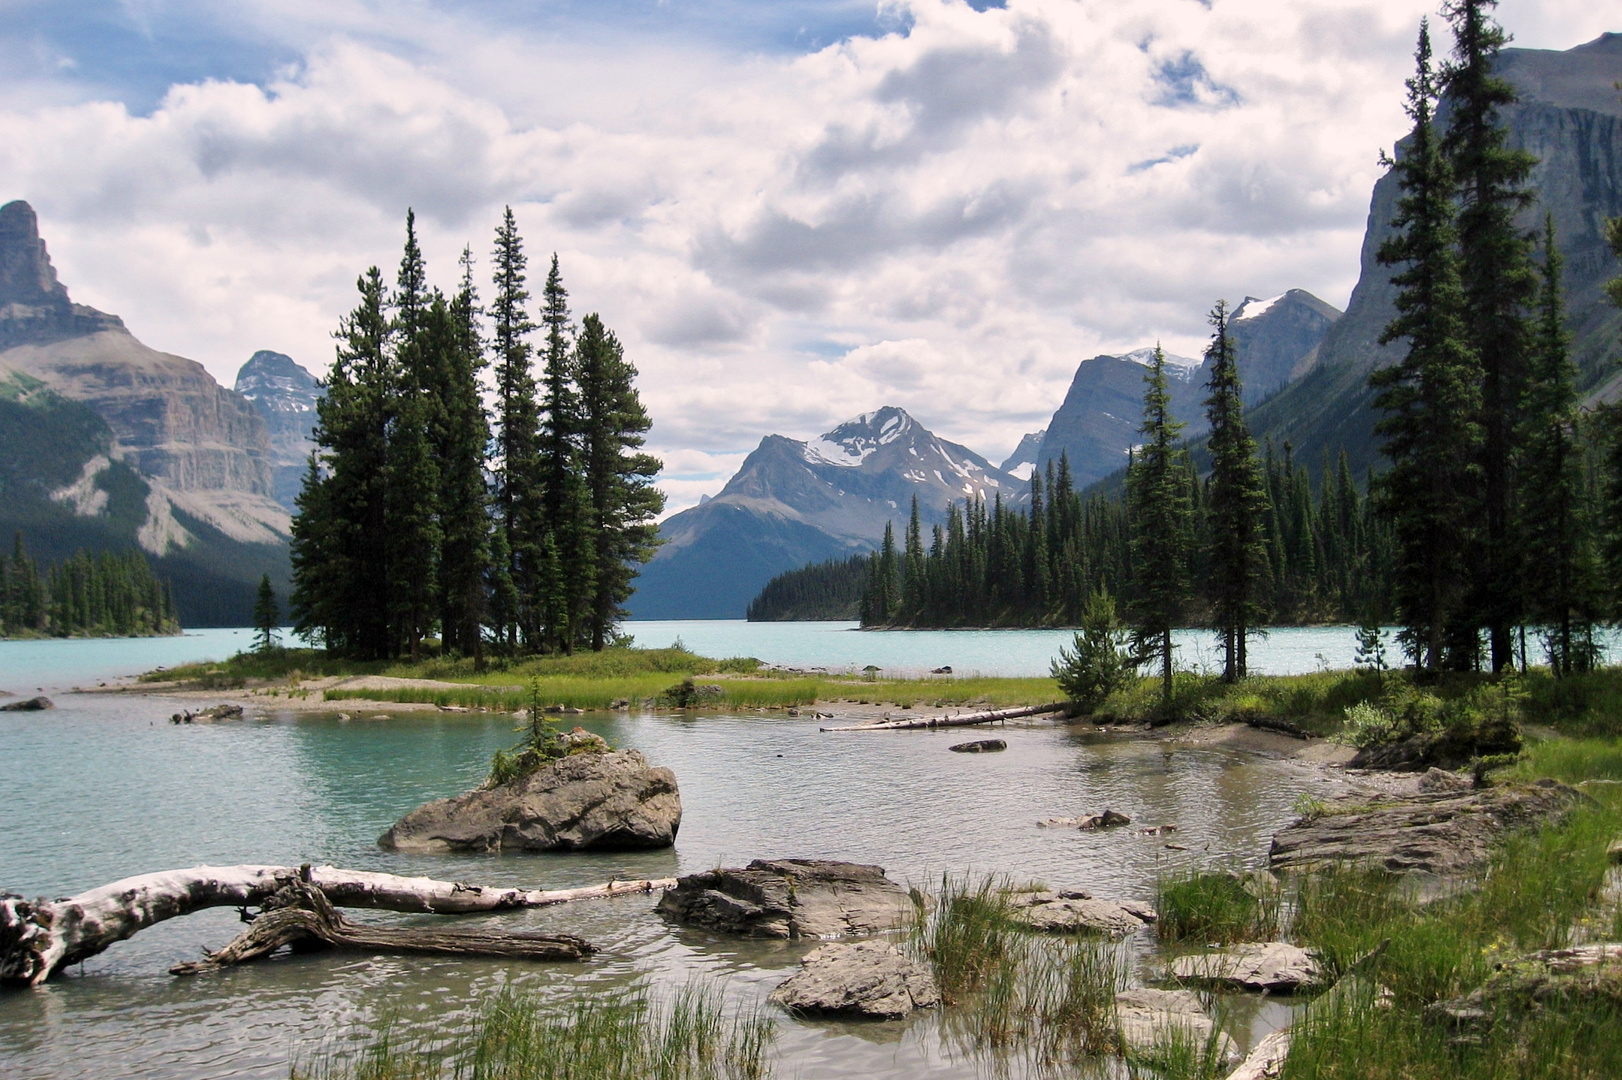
[0,696,53,712]
[949,739,1006,753]
[379,747,680,853]
[769,940,939,1019]
[1006,889,1156,935]
[1169,942,1323,992]
[657,858,912,939]
[1114,988,1240,1066]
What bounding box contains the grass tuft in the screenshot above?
[1155,870,1281,945]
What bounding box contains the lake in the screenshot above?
[0,622,1435,1078]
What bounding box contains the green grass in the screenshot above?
[1091,669,1387,733]
[1154,870,1281,945]
[292,980,775,1080]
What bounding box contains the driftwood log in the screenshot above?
[820,702,1066,732]
[169,878,591,975]
[1,863,675,987]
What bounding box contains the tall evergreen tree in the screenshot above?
[1599,213,1622,618]
[1202,300,1271,682]
[292,267,393,658]
[1369,21,1482,674]
[253,573,280,653]
[1442,0,1538,671]
[434,251,493,662]
[575,313,665,649]
[490,208,541,651]
[537,255,582,650]
[1520,215,1597,673]
[1127,345,1192,706]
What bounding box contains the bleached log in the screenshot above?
[820,702,1067,732]
[1,863,674,987]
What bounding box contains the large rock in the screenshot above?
[1169,942,1322,992]
[656,858,912,938]
[769,940,939,1019]
[1428,943,1622,1037]
[1114,988,1241,1066]
[1007,889,1156,935]
[0,696,53,712]
[1269,780,1581,876]
[378,748,680,853]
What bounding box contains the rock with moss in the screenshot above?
[1269,780,1581,876]
[378,747,680,853]
[1427,943,1622,1037]
[657,858,912,938]
[769,940,940,1019]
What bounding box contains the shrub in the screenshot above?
[1050,588,1136,713]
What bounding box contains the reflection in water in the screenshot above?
[0,693,1323,1079]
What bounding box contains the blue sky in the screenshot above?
[0,0,1612,513]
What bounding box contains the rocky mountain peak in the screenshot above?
[235,350,322,511]
[0,200,69,308]
[1000,429,1046,480]
[803,406,917,467]
[0,199,124,349]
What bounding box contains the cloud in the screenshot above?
[4,0,1599,518]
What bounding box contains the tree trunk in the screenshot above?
[169,880,591,975]
[2,864,673,987]
[820,702,1066,731]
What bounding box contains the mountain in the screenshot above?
[0,200,292,624]
[629,407,1025,619]
[1244,33,1622,480]
[999,429,1045,480]
[1036,290,1342,489]
[235,349,322,512]
[1032,347,1203,490]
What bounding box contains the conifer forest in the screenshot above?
[289,209,663,661]
[0,534,179,638]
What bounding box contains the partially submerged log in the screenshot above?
[1,863,673,987]
[170,880,592,975]
[820,702,1066,732]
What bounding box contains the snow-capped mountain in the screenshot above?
[999,429,1046,480]
[629,406,1024,619]
[235,350,322,512]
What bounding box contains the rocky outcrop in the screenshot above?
[0,201,123,350]
[378,748,681,853]
[769,940,940,1019]
[0,695,53,712]
[1114,988,1241,1066]
[1347,720,1520,772]
[1269,780,1581,876]
[1006,889,1156,935]
[1169,942,1322,992]
[656,858,912,938]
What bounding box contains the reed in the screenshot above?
[291,981,775,1080]
[1154,870,1281,945]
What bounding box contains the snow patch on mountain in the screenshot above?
[1234,293,1286,321]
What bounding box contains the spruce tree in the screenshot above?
[253,573,280,653]
[1127,345,1192,707]
[1520,215,1597,674]
[1202,299,1271,681]
[1599,213,1622,617]
[575,313,664,649]
[490,208,541,652]
[1369,21,1482,674]
[537,255,581,650]
[1442,0,1538,671]
[435,251,493,662]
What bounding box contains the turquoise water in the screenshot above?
[0,622,1451,1078]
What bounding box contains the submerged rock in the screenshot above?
[949,739,1006,753]
[1269,780,1581,876]
[1036,809,1132,830]
[656,858,912,939]
[1006,889,1156,935]
[379,747,680,853]
[1113,988,1241,1066]
[0,696,53,712]
[1169,942,1322,992]
[769,940,939,1019]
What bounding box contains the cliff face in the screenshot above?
[1245,33,1622,478]
[0,199,288,555]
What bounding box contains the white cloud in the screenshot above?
[2,0,1607,516]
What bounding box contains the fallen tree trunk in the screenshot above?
[1,863,673,987]
[820,702,1067,732]
[170,880,591,975]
